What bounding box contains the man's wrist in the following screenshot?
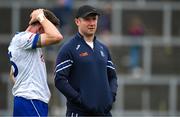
[37,13,46,23]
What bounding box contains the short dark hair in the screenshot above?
[30,9,60,26]
[76,5,100,18]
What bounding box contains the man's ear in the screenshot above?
[75,18,80,26]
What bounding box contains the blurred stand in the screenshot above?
[98,3,112,47]
[128,16,144,78]
[52,0,73,35]
[45,0,74,61]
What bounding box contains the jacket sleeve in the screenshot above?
[106,50,118,102]
[54,46,81,104]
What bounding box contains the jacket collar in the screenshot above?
[76,32,97,43]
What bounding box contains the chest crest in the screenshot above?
[79,52,89,57]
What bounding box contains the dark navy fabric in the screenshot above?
[13,96,48,117]
[55,32,118,115]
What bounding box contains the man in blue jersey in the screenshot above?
[8,9,63,116]
[54,5,118,116]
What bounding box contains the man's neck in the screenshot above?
[79,32,94,42]
[26,26,37,33]
[84,36,94,42]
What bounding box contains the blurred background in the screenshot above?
[1,0,180,116]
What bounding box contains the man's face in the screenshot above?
[76,15,98,36]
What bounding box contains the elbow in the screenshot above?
[55,77,62,91]
[55,34,63,43]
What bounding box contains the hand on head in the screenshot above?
[29,9,45,25]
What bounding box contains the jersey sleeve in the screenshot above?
[18,32,40,49]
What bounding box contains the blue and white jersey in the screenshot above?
[8,31,50,103]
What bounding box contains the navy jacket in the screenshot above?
[54,33,118,114]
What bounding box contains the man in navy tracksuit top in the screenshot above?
[54,5,118,116]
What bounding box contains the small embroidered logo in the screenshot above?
[100,51,105,57]
[76,44,80,50]
[79,52,89,57]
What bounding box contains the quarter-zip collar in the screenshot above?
[76,32,97,44]
[76,32,97,50]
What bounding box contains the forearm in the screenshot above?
[40,19,63,45]
[108,68,118,102]
[40,18,62,40]
[30,9,63,46]
[109,77,118,93]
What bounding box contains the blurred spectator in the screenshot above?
[98,4,112,46]
[99,4,112,34]
[52,0,73,35]
[128,16,144,78]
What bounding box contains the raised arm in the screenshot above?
[29,9,63,47]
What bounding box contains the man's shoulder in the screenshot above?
[12,31,34,41]
[15,31,31,37]
[10,32,25,45]
[96,39,108,49]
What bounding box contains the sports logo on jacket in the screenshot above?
[79,52,89,57]
[100,50,105,57]
[76,44,80,50]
